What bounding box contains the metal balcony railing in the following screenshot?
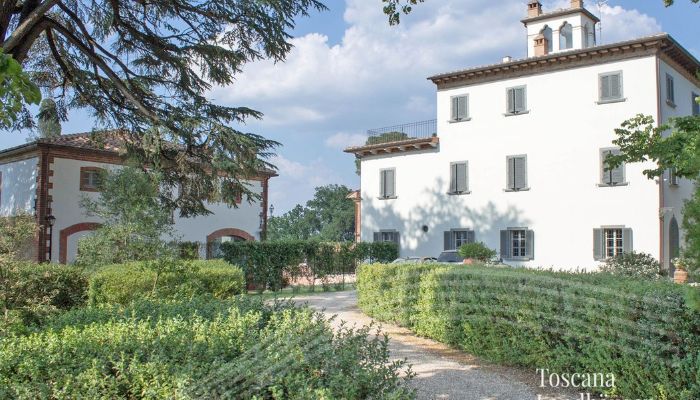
[363,119,437,146]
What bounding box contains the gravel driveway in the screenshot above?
[293,290,578,400]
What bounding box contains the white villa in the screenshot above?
[346,0,700,271]
[0,132,273,263]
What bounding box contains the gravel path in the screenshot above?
[293,290,578,400]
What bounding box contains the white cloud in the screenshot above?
[324,132,367,150]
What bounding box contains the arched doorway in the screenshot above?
[206,228,255,259]
[59,222,102,264]
[669,216,680,276]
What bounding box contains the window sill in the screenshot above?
[503,110,530,117]
[666,100,677,108]
[596,98,626,105]
[377,196,397,200]
[503,257,533,262]
[79,187,101,192]
[448,118,471,123]
[504,187,531,192]
[597,182,629,188]
[447,191,471,196]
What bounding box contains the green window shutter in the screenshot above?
[622,228,633,253]
[506,157,515,190]
[525,230,535,260]
[514,156,527,189]
[514,87,526,113]
[456,162,468,193]
[593,228,603,260]
[500,230,510,260]
[373,232,380,242]
[467,230,475,244]
[506,88,515,113]
[444,231,452,250]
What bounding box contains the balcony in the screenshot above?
[343,119,439,158]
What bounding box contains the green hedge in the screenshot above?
[88,259,245,305]
[357,263,700,399]
[0,298,415,399]
[222,240,398,291]
[1,262,87,334]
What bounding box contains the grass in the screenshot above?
[247,283,356,300]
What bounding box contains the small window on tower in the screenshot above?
[559,22,573,50]
[80,167,104,192]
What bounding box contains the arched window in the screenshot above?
[541,26,553,53]
[559,22,573,50]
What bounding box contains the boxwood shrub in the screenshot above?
[357,263,700,400]
[88,259,245,305]
[0,298,415,399]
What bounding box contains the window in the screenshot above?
[666,74,675,106]
[583,23,595,48]
[506,86,527,115]
[500,228,534,261]
[79,167,104,192]
[600,148,626,186]
[449,162,469,194]
[506,155,528,191]
[669,168,679,186]
[450,95,469,121]
[692,93,699,116]
[598,72,624,103]
[541,25,553,53]
[374,230,400,248]
[593,227,633,260]
[559,22,573,50]
[443,229,475,250]
[379,168,396,199]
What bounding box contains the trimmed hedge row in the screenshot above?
[222,241,398,291]
[0,297,415,399]
[88,259,245,305]
[357,263,700,400]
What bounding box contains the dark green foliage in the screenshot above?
[0,50,40,129]
[0,298,415,399]
[1,262,87,335]
[222,241,398,292]
[177,241,201,260]
[358,263,700,400]
[88,260,245,305]
[458,242,496,262]
[683,186,700,280]
[599,251,664,280]
[267,184,355,242]
[36,98,61,138]
[381,0,425,25]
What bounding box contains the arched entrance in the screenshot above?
[669,216,680,276]
[206,228,255,259]
[59,222,102,264]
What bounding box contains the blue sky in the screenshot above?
[2,0,699,214]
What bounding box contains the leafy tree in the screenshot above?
[1,0,325,216]
[267,184,355,242]
[382,0,425,25]
[76,167,177,267]
[36,98,61,138]
[0,51,40,128]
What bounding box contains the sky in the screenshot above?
[2,0,699,215]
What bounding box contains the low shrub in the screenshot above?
[358,263,700,400]
[458,242,497,262]
[1,262,87,334]
[0,298,415,399]
[88,259,244,305]
[599,251,663,280]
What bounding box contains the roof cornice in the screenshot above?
[427,34,700,90]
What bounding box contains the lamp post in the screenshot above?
[269,204,275,218]
[44,215,56,263]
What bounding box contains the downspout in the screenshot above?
[656,54,665,269]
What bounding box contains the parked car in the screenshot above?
[436,250,466,264]
[391,257,438,264]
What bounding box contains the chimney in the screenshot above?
[534,34,548,57]
[527,1,543,18]
[502,56,513,63]
[571,0,583,8]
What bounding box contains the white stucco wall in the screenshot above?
[658,59,700,268]
[0,156,38,217]
[49,157,265,263]
[360,55,661,270]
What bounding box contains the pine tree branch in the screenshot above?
[3,0,60,58]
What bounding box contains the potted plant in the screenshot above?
[673,257,689,284]
[458,242,497,265]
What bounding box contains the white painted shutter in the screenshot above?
[385,170,395,197]
[610,73,621,99]
[600,75,611,100]
[593,229,603,260]
[514,87,526,113]
[457,96,468,120]
[622,228,633,253]
[500,230,510,260]
[456,162,468,193]
[514,156,527,189]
